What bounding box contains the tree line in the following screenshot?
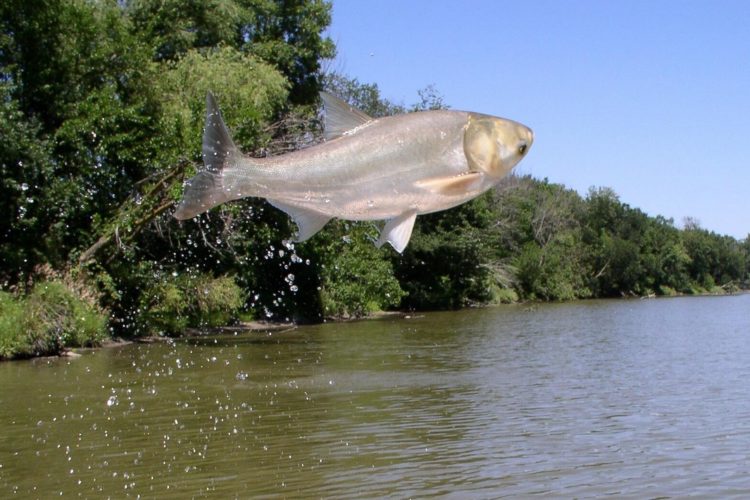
[1,0,747,358]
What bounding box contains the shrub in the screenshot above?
[315,223,405,319]
[658,285,678,296]
[0,281,108,359]
[139,273,246,336]
[489,286,519,304]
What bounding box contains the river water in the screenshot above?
[1,294,749,497]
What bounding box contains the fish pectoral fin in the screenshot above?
[320,92,373,141]
[415,172,485,196]
[267,200,332,242]
[376,210,418,254]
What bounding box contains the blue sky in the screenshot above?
[326,0,749,238]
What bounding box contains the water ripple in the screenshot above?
[1,295,749,497]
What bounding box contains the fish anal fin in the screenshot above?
[320,92,373,141]
[415,172,485,196]
[376,210,417,253]
[268,200,331,242]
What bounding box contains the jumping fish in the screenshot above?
[173,92,533,252]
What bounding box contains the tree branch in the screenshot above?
[78,160,193,265]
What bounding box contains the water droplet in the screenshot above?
[106,396,118,407]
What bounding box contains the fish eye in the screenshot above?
[517,143,528,155]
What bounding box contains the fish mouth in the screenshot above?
[519,126,534,155]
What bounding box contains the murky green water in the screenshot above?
[1,295,750,497]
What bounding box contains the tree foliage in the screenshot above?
[0,1,747,357]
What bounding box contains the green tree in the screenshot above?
[127,0,251,61]
[322,73,406,117]
[582,187,644,296]
[641,216,691,294]
[487,176,589,301]
[129,0,335,102]
[313,223,405,318]
[395,196,496,309]
[682,221,747,291]
[1,0,156,275]
[1,0,339,336]
[245,0,335,102]
[742,236,750,288]
[0,83,53,280]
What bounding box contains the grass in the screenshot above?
[0,291,28,359]
[0,281,108,360]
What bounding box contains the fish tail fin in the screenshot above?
[174,92,243,220]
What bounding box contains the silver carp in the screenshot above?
[174,92,533,252]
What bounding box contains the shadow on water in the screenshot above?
[1,294,750,497]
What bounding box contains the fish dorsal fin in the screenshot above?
[415,172,485,196]
[376,210,418,253]
[320,92,373,140]
[204,92,240,173]
[267,200,332,242]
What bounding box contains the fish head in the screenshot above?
[463,113,533,180]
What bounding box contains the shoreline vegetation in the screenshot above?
[1,1,748,360]
[3,287,747,362]
[6,291,750,362]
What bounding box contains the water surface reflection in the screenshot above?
[1,295,749,496]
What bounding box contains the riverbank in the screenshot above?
[2,290,747,362]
